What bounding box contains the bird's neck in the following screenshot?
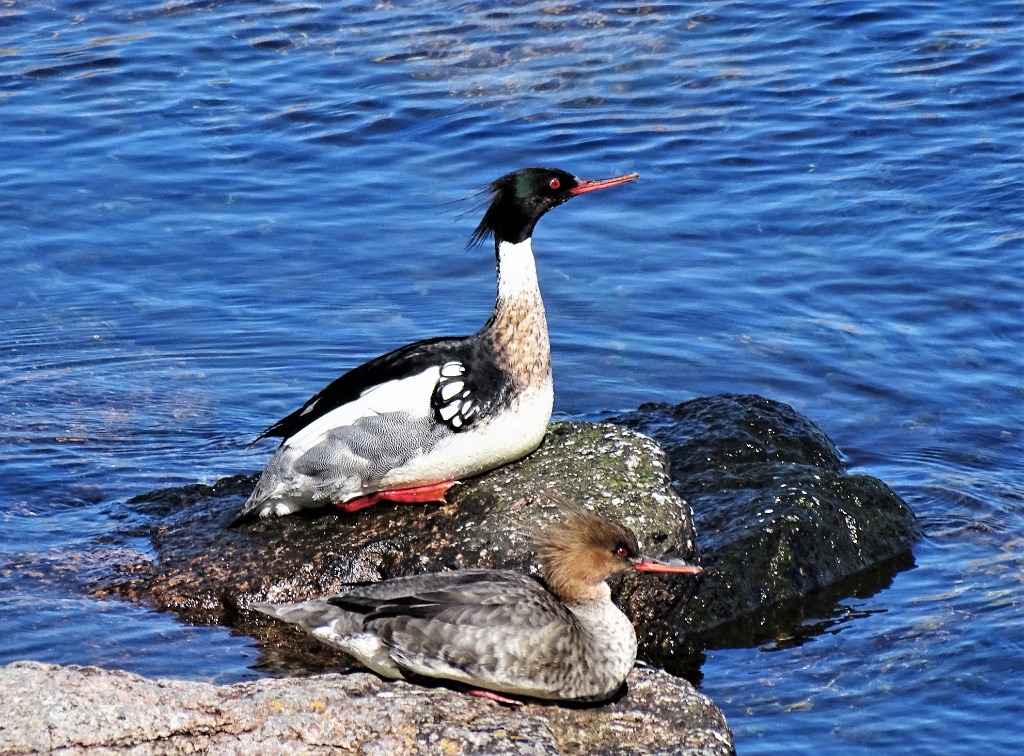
[493,237,540,300]
[483,237,551,389]
[553,576,614,607]
[564,588,638,693]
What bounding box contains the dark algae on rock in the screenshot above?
[612,393,919,656]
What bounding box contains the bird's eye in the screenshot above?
[549,178,561,190]
[615,546,630,559]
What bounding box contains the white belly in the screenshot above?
[244,376,553,517]
[377,379,554,490]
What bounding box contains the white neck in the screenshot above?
[565,591,638,692]
[495,238,540,301]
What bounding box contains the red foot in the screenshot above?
[469,688,524,707]
[333,481,457,514]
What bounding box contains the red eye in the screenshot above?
[615,546,630,558]
[549,178,560,190]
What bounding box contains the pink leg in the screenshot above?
[468,688,524,707]
[333,481,457,514]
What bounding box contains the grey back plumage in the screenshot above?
[253,567,633,702]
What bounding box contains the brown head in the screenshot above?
[536,505,701,605]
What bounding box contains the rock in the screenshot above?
[612,394,919,645]
[68,395,916,755]
[91,422,701,644]
[0,661,734,755]
[85,422,726,746]
[87,397,916,665]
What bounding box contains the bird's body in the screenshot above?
[237,168,638,521]
[252,506,701,702]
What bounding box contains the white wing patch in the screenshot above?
[432,360,478,431]
[439,380,465,402]
[285,366,441,453]
[439,362,465,378]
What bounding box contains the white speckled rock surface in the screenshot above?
[0,661,733,755]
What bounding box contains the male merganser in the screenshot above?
[251,506,700,703]
[236,168,638,521]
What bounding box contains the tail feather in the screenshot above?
[253,599,365,638]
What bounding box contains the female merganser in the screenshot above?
[236,168,638,521]
[252,506,700,703]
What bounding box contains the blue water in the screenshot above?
[2,0,1022,752]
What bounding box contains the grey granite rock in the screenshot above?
[0,661,734,755]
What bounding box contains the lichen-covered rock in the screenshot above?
[91,422,700,643]
[0,661,735,756]
[612,394,919,643]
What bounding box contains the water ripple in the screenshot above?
[1,0,1023,752]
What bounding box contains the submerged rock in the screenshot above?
[0,661,734,756]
